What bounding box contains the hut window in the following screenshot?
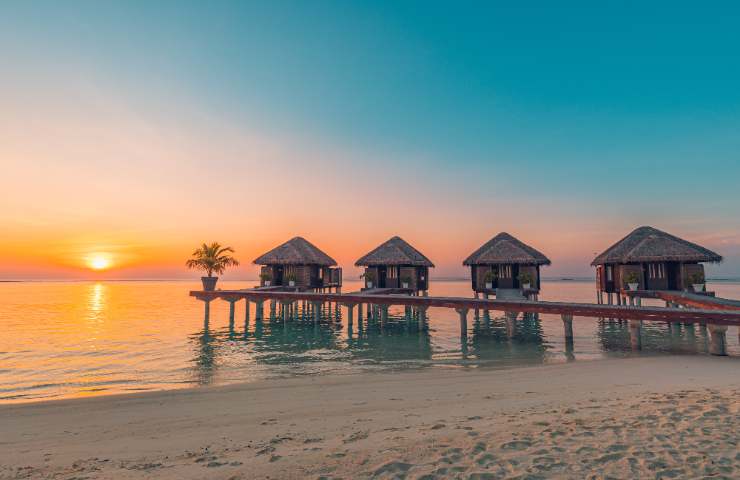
[388,267,397,279]
[318,268,324,279]
[606,266,613,281]
[501,265,512,278]
[648,263,665,279]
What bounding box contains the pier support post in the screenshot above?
[562,314,574,340]
[708,324,728,356]
[457,308,468,337]
[202,299,211,325]
[255,300,265,319]
[346,304,354,327]
[629,319,642,351]
[312,302,321,323]
[227,299,236,321]
[282,301,291,322]
[244,299,250,324]
[380,305,389,324]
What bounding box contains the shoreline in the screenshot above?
[2,355,739,479]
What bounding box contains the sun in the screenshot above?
[87,254,112,271]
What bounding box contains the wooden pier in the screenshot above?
[191,288,740,356]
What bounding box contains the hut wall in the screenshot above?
[474,266,492,291]
[681,263,704,291]
[293,265,311,288]
[399,266,418,290]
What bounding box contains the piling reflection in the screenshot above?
[469,311,549,366]
[596,319,711,355]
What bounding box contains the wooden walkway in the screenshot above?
[626,290,740,311]
[191,289,740,325]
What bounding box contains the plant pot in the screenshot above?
[367,281,373,289]
[522,283,531,290]
[693,283,704,293]
[485,282,493,289]
[264,280,271,287]
[288,280,295,287]
[201,276,218,291]
[628,283,638,291]
[401,282,410,289]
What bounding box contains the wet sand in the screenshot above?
[1,356,739,479]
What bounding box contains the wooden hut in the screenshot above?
[463,232,551,298]
[355,236,434,294]
[592,226,722,302]
[253,236,342,291]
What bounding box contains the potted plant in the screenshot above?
[518,272,534,290]
[362,271,376,289]
[401,276,412,289]
[623,271,640,291]
[689,272,705,293]
[186,242,239,291]
[286,273,297,287]
[483,270,496,289]
[259,272,272,287]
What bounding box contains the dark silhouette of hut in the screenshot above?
[592,226,721,303]
[463,232,551,298]
[253,236,342,291]
[355,236,434,295]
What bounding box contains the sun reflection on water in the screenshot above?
[87,283,106,321]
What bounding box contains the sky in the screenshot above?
[2,1,740,280]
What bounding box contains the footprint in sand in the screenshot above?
[500,440,531,451]
[343,431,369,443]
[372,461,413,478]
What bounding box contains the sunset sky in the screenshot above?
[2,1,740,280]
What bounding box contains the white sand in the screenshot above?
[1,356,739,479]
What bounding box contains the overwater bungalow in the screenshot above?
[463,232,551,298]
[355,236,434,295]
[253,236,342,292]
[592,226,722,302]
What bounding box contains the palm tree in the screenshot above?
[187,243,240,290]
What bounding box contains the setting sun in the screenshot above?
[87,254,112,271]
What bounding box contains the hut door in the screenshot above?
[512,264,520,289]
[378,266,387,288]
[274,266,284,285]
[666,262,679,290]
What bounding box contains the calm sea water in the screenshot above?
[0,279,738,403]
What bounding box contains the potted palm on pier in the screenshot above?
[186,242,240,291]
[624,271,640,291]
[362,271,376,289]
[518,272,534,290]
[260,272,273,287]
[689,272,705,293]
[483,270,496,290]
[401,276,412,289]
[286,273,297,287]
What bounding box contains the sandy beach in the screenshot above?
[1,356,739,479]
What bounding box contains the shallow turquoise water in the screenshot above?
[0,279,738,403]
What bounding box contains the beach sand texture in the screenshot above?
[1,356,738,479]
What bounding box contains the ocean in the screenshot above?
[1,279,738,403]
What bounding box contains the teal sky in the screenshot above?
[2,1,739,278]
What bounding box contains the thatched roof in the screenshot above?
[463,232,551,266]
[253,237,337,266]
[591,226,722,266]
[355,236,434,267]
